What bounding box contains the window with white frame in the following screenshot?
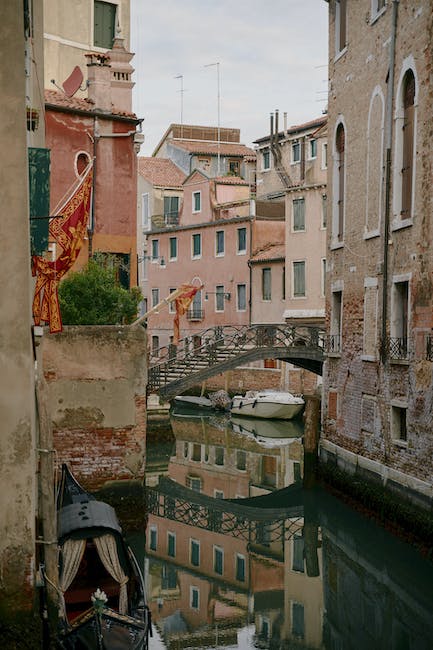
[390,278,409,359]
[215,285,225,312]
[401,69,416,219]
[151,288,159,308]
[141,193,149,229]
[335,0,347,55]
[262,267,271,301]
[164,196,179,224]
[309,139,317,159]
[334,122,346,243]
[330,289,342,353]
[293,198,305,231]
[237,284,247,311]
[151,335,159,354]
[372,0,386,19]
[216,230,225,256]
[94,1,116,49]
[237,227,247,253]
[192,233,201,258]
[169,236,177,260]
[391,403,407,444]
[193,191,201,212]
[213,546,224,575]
[366,90,384,234]
[292,142,300,163]
[167,532,176,558]
[190,586,199,609]
[214,489,224,499]
[262,150,270,170]
[151,239,159,261]
[293,261,306,297]
[186,475,202,492]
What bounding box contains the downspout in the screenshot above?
[381,0,399,362]
[88,115,98,258]
[249,219,253,326]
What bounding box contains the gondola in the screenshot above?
[56,464,151,649]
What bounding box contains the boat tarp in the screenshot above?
[58,500,122,539]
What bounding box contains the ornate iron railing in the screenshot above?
[387,336,412,361]
[187,308,205,321]
[426,335,433,361]
[148,324,325,392]
[324,334,341,354]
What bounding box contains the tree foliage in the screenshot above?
[58,255,142,325]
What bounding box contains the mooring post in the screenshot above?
[302,394,321,576]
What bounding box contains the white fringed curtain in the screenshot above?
[94,533,129,614]
[59,538,86,592]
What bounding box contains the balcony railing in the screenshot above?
[187,308,205,321]
[426,335,433,361]
[387,336,411,361]
[325,334,341,354]
[164,211,179,226]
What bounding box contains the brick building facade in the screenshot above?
[322,0,433,508]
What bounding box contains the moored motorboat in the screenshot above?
[231,390,304,420]
[171,395,214,414]
[56,464,151,649]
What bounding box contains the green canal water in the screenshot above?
[129,411,433,650]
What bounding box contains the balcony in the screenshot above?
[325,334,341,354]
[164,211,179,226]
[187,308,205,322]
[387,336,411,361]
[426,335,433,361]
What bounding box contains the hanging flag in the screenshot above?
[173,283,202,344]
[32,165,93,333]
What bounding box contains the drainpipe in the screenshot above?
[381,0,399,362]
[88,116,97,258]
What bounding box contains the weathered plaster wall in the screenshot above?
[41,325,147,489]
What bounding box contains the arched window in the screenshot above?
[401,70,415,218]
[336,123,345,242]
[366,88,385,235]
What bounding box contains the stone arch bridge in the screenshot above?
[148,324,326,399]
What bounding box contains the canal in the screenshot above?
[134,410,433,650]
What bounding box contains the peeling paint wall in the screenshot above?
[41,326,147,489]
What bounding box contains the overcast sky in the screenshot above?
[130,1,329,156]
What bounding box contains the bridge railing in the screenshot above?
[148,324,325,391]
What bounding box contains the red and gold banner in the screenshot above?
[173,283,202,344]
[32,167,93,333]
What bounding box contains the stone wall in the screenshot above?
[42,325,147,489]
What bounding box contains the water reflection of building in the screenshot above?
[145,414,325,648]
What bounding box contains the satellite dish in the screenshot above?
[62,66,84,98]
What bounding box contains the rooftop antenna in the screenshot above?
[174,74,185,138]
[204,62,221,175]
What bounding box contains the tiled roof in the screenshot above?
[168,139,255,157]
[214,176,249,186]
[250,243,285,263]
[44,89,137,119]
[138,157,186,187]
[244,153,257,162]
[254,116,327,144]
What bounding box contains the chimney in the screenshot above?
[270,112,274,146]
[283,112,288,134]
[109,29,135,113]
[86,52,112,112]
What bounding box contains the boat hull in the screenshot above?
[231,392,304,420]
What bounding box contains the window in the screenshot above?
[390,279,409,359]
[215,285,225,312]
[335,0,347,55]
[141,193,149,229]
[164,196,179,224]
[292,534,305,572]
[237,284,247,311]
[151,289,159,308]
[216,230,225,256]
[292,142,300,163]
[186,475,202,492]
[322,194,327,229]
[293,261,306,297]
[192,443,201,462]
[190,290,202,319]
[282,266,286,300]
[229,159,240,175]
[236,450,246,471]
[330,289,343,353]
[149,526,157,551]
[401,70,415,219]
[322,142,328,169]
[261,456,277,488]
[293,198,305,231]
[363,279,378,357]
[193,191,201,212]
[236,555,246,582]
[162,565,177,590]
[214,546,224,575]
[334,122,345,243]
[167,532,176,558]
[94,1,116,49]
[262,268,272,301]
[168,288,176,314]
[215,447,224,466]
[169,237,177,260]
[190,586,199,609]
[214,490,224,499]
[321,258,326,297]
[262,150,270,170]
[309,139,317,159]
[151,239,159,261]
[237,227,247,254]
[391,404,407,443]
[372,0,386,17]
[190,539,200,567]
[192,233,201,258]
[151,335,159,355]
[292,602,305,638]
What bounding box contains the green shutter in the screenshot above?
[28,147,50,256]
[94,1,116,49]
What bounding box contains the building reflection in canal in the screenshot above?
[144,413,433,649]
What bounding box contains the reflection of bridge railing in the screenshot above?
[146,478,304,544]
[148,324,325,395]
